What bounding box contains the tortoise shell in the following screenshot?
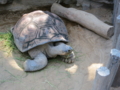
[12,10,69,52]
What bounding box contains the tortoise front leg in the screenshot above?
[62,51,75,63]
[47,42,75,63]
[24,53,48,71]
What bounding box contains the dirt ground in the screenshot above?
[0,5,118,90]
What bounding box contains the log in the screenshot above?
[92,49,120,90]
[106,49,120,89]
[51,3,114,39]
[112,35,120,87]
[112,2,120,87]
[113,0,120,25]
[113,3,120,48]
[92,67,110,90]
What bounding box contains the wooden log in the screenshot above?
[113,3,120,48]
[92,67,110,90]
[112,35,120,87]
[92,49,120,90]
[113,0,120,25]
[51,3,114,39]
[112,65,120,87]
[116,35,120,50]
[112,2,120,87]
[106,49,120,89]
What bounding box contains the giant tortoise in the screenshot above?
[11,10,75,71]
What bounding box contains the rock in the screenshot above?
[61,0,76,4]
[82,0,90,10]
[76,0,104,9]
[54,0,77,5]
[7,0,13,4]
[91,0,113,4]
[76,0,113,8]
[0,0,7,4]
[0,0,13,4]
[76,0,83,6]
[90,1,103,8]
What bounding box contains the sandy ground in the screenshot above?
[0,5,118,90]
